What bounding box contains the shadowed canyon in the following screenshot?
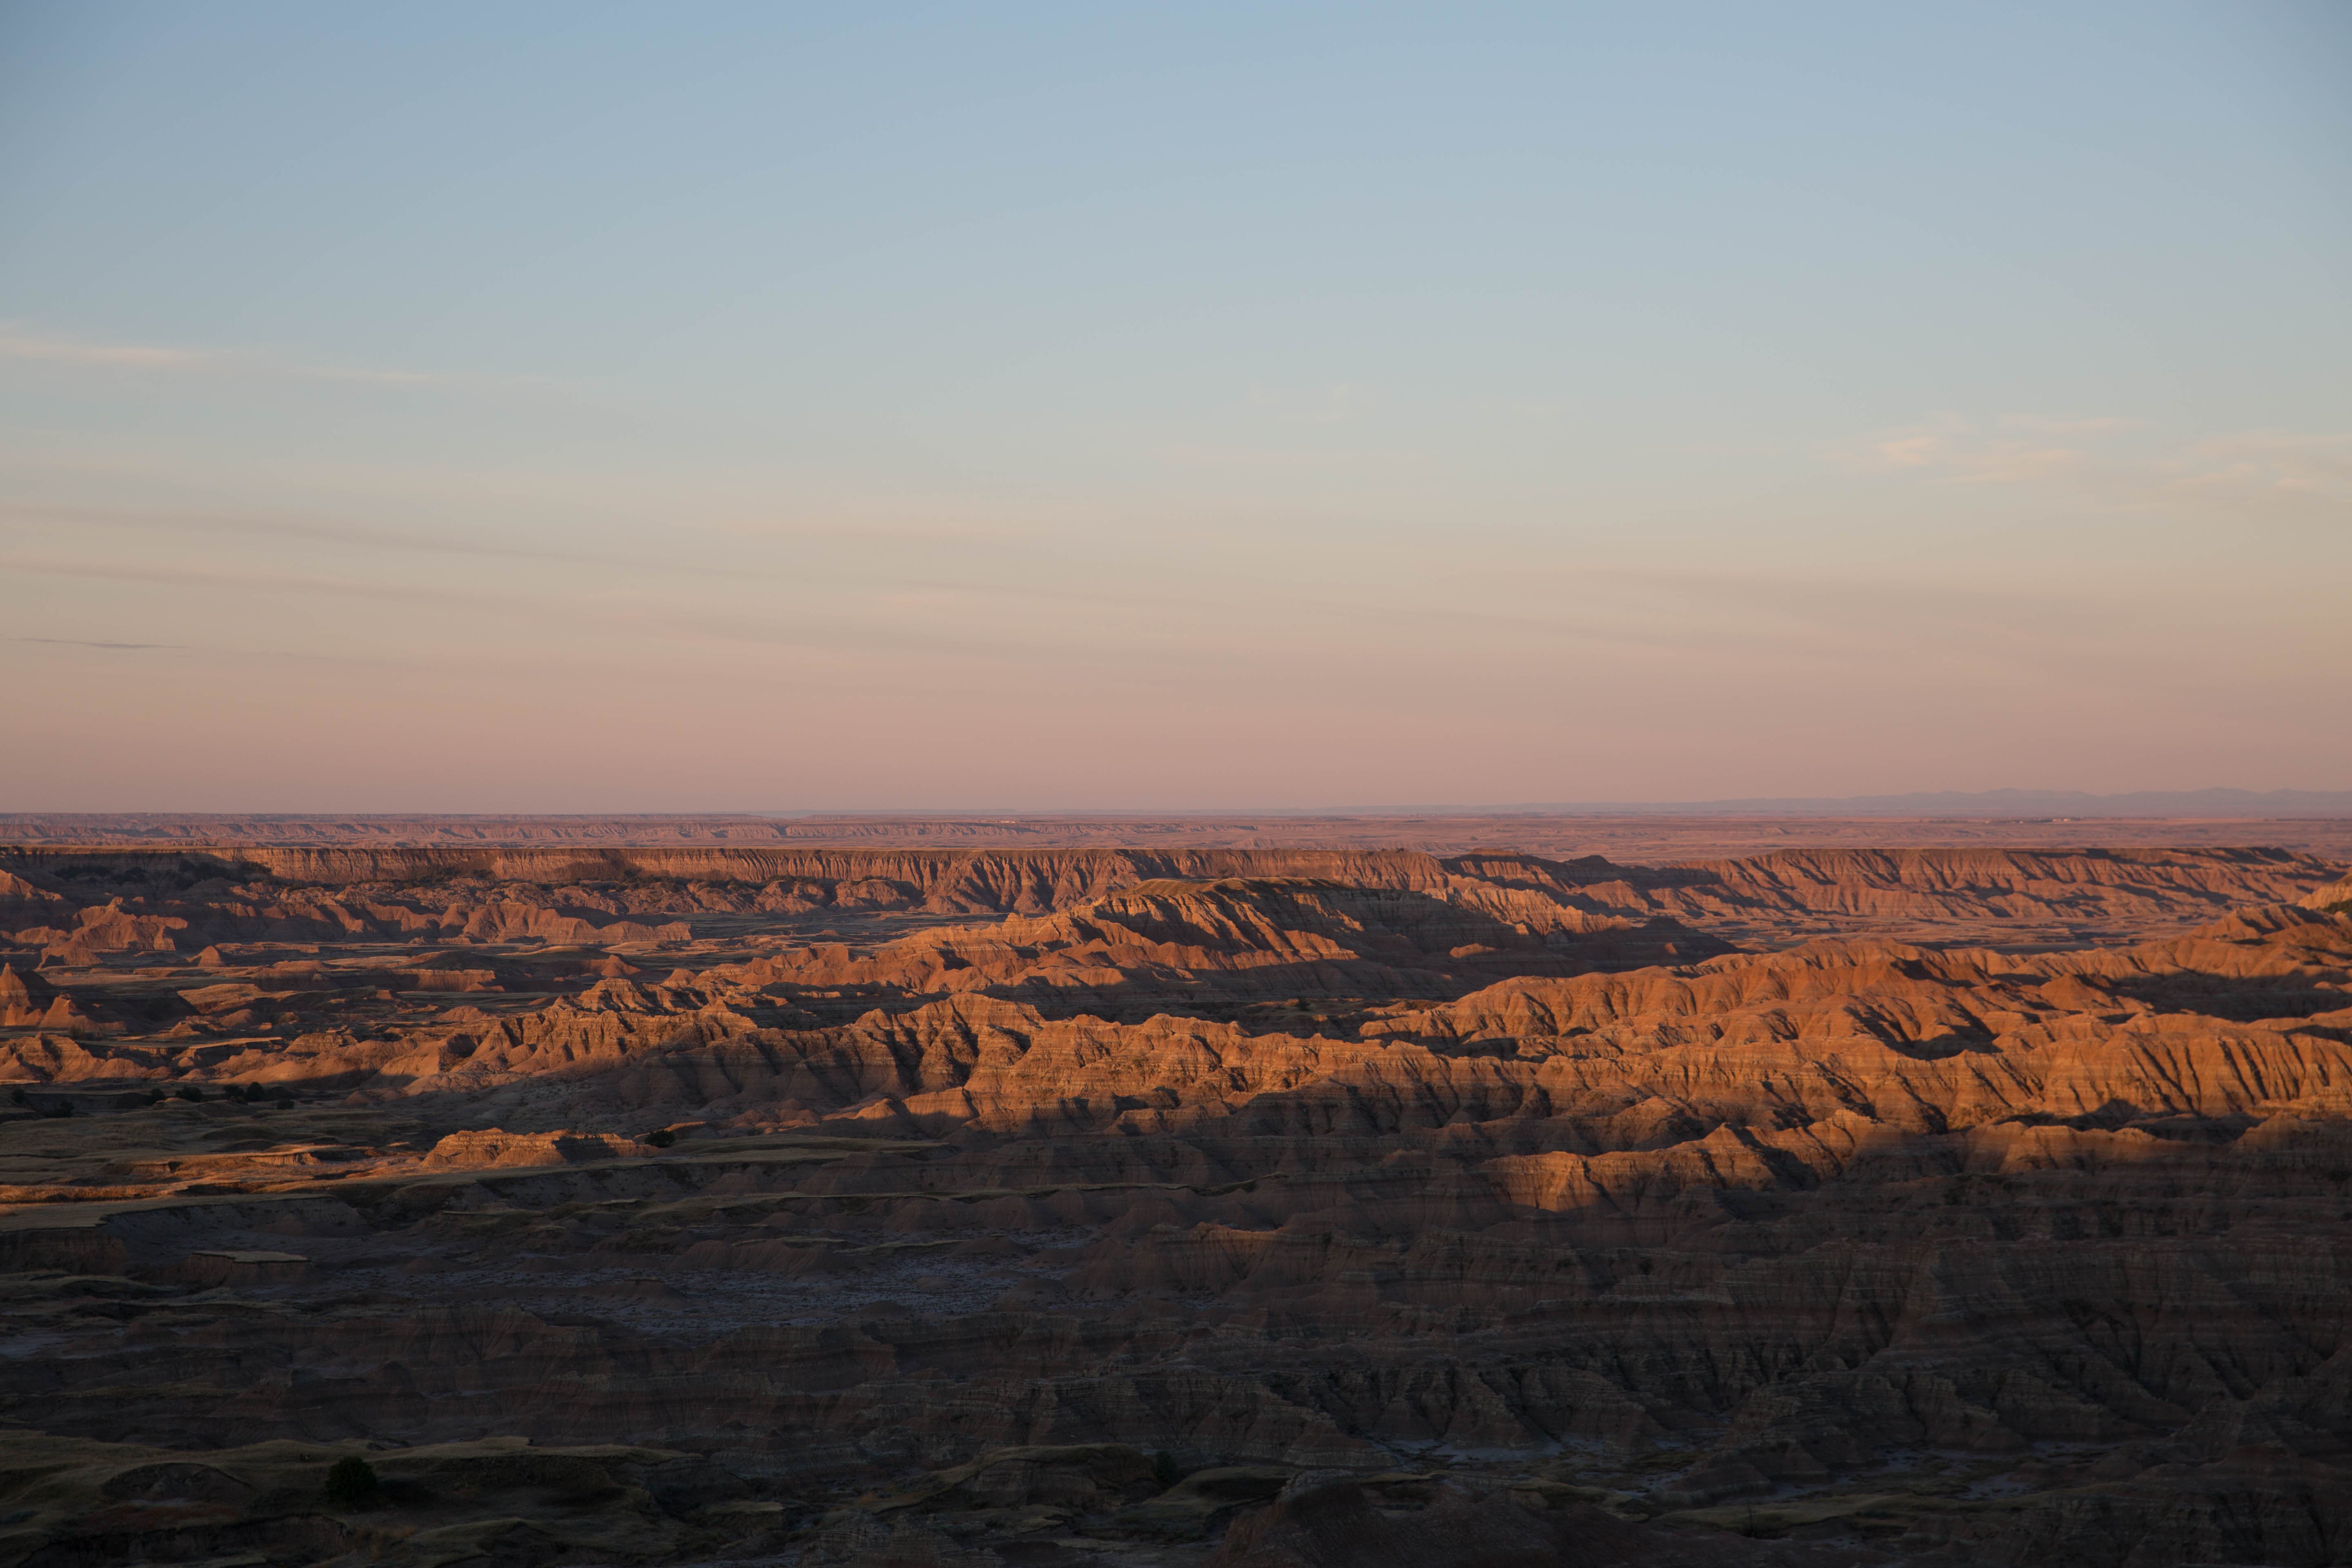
[4,835,2352,1568]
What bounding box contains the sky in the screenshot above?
[1,1,2347,812]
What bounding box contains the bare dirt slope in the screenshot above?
[2,842,2349,1567]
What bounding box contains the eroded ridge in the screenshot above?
[2,844,2349,1567]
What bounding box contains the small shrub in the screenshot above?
[1151,1450,1181,1487]
[146,1088,166,1104]
[274,1095,296,1111]
[645,1129,677,1148]
[46,1102,72,1119]
[176,1085,204,1102]
[7,1089,24,1107]
[323,1455,380,1508]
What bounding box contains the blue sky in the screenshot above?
[2,2,2346,810]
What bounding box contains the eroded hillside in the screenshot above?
[2,843,2348,1568]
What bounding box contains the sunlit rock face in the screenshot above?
[3,842,2349,1566]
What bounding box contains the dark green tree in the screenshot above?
[323,1455,380,1508]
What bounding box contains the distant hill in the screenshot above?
[1448,788,2352,817]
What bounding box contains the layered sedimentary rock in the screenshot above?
[1,842,2348,1567]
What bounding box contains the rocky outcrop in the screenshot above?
[0,965,110,1037]
[2302,873,2352,913]
[421,1128,657,1166]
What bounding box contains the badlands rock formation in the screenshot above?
[1,841,2348,1567]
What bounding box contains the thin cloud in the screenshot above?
[0,553,479,604]
[1999,414,2139,435]
[1838,416,2352,520]
[4,497,1053,570]
[1241,380,1383,427]
[0,553,1098,664]
[1839,417,2084,483]
[0,323,577,393]
[16,636,188,650]
[0,498,590,564]
[2174,430,2352,498]
[0,333,204,370]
